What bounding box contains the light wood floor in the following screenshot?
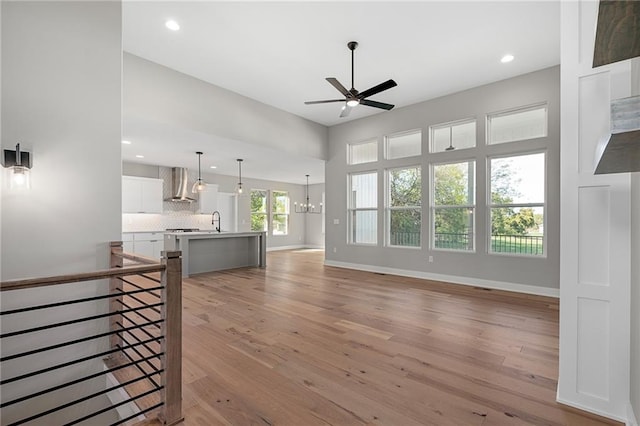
[178,249,620,426]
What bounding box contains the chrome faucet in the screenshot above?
[211,211,221,232]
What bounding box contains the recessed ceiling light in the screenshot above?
[210,166,217,169]
[135,155,144,158]
[121,140,131,145]
[501,54,515,63]
[165,20,180,31]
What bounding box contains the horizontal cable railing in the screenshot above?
[0,242,183,426]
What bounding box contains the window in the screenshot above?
[430,119,476,152]
[487,104,547,145]
[348,172,377,244]
[272,191,289,235]
[385,130,421,159]
[432,161,475,251]
[489,152,545,256]
[348,139,377,165]
[387,166,421,247]
[250,189,268,232]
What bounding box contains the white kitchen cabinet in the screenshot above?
[122,176,163,214]
[133,232,164,259]
[197,184,218,214]
[121,232,164,259]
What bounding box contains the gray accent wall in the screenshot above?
[124,53,328,161]
[1,1,122,278]
[325,66,560,290]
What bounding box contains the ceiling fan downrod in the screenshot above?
[348,41,358,91]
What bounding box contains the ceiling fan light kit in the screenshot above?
[305,41,397,117]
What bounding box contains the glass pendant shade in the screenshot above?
[192,151,206,193]
[192,179,206,193]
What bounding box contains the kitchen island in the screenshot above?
[164,231,267,277]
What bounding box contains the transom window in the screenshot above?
[432,161,476,251]
[430,119,476,153]
[487,104,547,145]
[385,130,421,159]
[348,172,377,244]
[489,152,545,256]
[348,139,377,165]
[387,166,421,247]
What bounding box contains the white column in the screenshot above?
[559,1,631,422]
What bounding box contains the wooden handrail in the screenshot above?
[0,264,165,292]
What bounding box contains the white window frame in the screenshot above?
[487,150,547,258]
[486,103,548,145]
[429,117,477,153]
[431,160,476,252]
[271,190,289,236]
[348,171,378,246]
[385,165,422,249]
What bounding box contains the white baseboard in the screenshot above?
[555,396,628,424]
[267,244,306,252]
[628,402,638,426]
[267,245,324,252]
[323,259,559,298]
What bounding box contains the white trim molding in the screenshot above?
[324,259,559,298]
[628,402,638,426]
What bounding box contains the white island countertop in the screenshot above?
[164,231,266,277]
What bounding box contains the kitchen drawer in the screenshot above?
[133,232,164,242]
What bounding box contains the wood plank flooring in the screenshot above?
[178,249,620,426]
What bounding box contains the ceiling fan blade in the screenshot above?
[326,78,350,96]
[340,105,352,118]
[304,99,345,105]
[357,79,397,99]
[360,99,395,110]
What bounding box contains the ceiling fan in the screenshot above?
[305,41,397,118]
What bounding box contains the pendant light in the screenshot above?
[236,159,243,194]
[191,151,206,193]
[294,174,322,214]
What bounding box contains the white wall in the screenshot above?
[325,66,560,295]
[1,1,122,423]
[558,1,632,422]
[630,59,640,425]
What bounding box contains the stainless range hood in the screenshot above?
[165,167,196,202]
[595,95,640,174]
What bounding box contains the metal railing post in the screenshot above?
[158,250,183,425]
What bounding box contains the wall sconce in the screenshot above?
[3,143,31,189]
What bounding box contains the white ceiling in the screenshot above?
[122,1,560,184]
